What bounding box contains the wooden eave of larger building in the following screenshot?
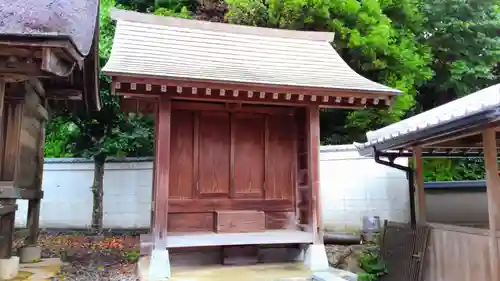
[0,0,102,112]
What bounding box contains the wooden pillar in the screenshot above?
[482,127,500,281]
[25,99,46,246]
[413,146,426,223]
[306,105,321,244]
[152,95,172,248]
[0,81,13,259]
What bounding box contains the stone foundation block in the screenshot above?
[19,246,42,263]
[0,256,19,280]
[304,244,330,272]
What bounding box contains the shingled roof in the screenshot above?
[103,9,400,97]
[355,83,500,156]
[0,0,99,56]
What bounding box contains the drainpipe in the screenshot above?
[373,150,416,228]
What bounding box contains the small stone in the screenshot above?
[345,256,364,274]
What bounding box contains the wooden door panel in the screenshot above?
[169,110,195,199]
[266,114,295,200]
[233,113,265,198]
[198,111,230,197]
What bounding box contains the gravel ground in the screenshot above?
[58,262,138,281]
[14,231,140,281]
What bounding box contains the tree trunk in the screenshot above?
[91,155,105,235]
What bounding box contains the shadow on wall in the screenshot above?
[425,181,488,228]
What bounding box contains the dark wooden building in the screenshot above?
[0,0,101,276]
[103,8,400,273]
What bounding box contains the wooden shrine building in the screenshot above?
[356,83,500,281]
[103,9,400,269]
[0,0,101,276]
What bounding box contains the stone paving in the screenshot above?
[9,258,61,281]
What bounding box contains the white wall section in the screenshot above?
[15,146,410,231]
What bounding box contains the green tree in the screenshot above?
[83,0,193,234]
[46,0,155,234]
[416,0,500,181]
[416,0,500,111]
[45,0,196,234]
[225,0,433,142]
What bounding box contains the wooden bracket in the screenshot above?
[0,204,17,216]
[0,56,43,78]
[41,48,75,77]
[46,89,83,101]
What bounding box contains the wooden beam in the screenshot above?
[0,204,17,216]
[0,40,83,65]
[482,127,500,281]
[307,105,321,244]
[118,89,374,110]
[114,75,396,101]
[46,89,83,100]
[168,199,294,213]
[171,101,295,115]
[0,82,4,179]
[0,185,43,200]
[41,48,74,77]
[152,95,172,248]
[413,146,426,223]
[0,56,44,77]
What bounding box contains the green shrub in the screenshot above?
[357,248,388,281]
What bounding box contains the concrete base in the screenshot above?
[137,256,312,281]
[19,246,42,263]
[312,269,358,281]
[0,256,19,280]
[148,249,171,280]
[312,271,349,281]
[303,244,329,272]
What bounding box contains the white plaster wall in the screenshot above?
[320,145,410,232]
[14,145,410,231]
[15,159,154,229]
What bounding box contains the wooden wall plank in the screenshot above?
[169,199,294,213]
[266,114,295,200]
[216,210,265,233]
[17,85,43,189]
[168,213,213,232]
[266,212,295,230]
[3,102,22,182]
[233,113,265,198]
[169,110,195,199]
[198,111,230,197]
[424,225,494,281]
